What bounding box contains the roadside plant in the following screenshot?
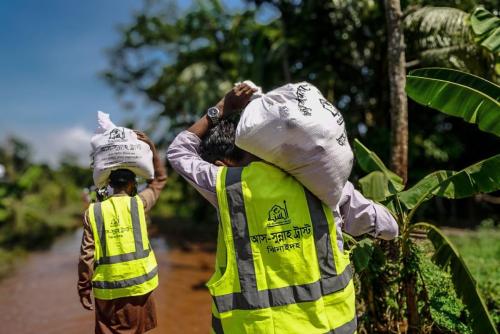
[351,67,500,333]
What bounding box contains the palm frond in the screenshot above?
[404,6,472,51]
[404,6,493,75]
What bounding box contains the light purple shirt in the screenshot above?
[167,130,398,251]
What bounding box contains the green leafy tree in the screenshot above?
[404,6,499,81]
[0,140,91,251]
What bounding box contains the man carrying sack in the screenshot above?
[167,83,398,333]
[78,130,167,334]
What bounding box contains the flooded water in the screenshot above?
[0,229,214,334]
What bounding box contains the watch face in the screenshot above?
[208,107,220,118]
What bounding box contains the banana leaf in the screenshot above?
[354,139,405,193]
[358,171,391,202]
[399,154,500,210]
[471,7,500,53]
[412,222,498,334]
[350,238,374,273]
[406,68,500,136]
[357,172,400,216]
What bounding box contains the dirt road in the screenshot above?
[0,229,215,334]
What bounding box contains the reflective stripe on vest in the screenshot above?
[89,195,158,300]
[92,266,158,289]
[213,167,353,313]
[212,315,357,334]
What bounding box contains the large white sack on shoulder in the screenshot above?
[91,115,154,188]
[235,82,353,208]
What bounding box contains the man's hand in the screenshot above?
[80,294,93,311]
[134,131,156,150]
[217,83,257,118]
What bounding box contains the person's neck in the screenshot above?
[111,187,131,196]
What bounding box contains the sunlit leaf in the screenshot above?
[471,7,500,53]
[406,68,500,136]
[399,154,500,210]
[354,139,405,193]
[358,171,391,201]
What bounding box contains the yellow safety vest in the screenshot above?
[209,162,356,334]
[88,195,158,300]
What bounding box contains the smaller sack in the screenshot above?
[91,112,154,188]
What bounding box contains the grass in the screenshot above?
[445,224,500,327]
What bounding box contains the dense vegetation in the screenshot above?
[0,137,91,277]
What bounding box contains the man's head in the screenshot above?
[200,115,256,167]
[109,169,137,195]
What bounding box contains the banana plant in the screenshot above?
[352,67,500,333]
[471,7,500,55]
[354,139,499,334]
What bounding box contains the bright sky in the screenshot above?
[0,0,246,166]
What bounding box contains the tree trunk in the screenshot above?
[385,1,415,332]
[384,0,408,184]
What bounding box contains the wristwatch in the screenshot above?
[207,106,221,125]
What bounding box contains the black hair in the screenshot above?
[200,114,245,164]
[109,169,136,188]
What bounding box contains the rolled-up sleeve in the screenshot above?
[166,130,219,208]
[339,181,399,240]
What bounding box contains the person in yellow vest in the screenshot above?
[167,84,398,334]
[78,131,167,334]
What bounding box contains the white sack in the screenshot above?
[235,82,354,208]
[91,112,154,188]
[95,110,116,134]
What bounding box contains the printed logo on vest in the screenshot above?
[108,128,126,141]
[267,201,291,227]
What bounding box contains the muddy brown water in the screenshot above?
[0,229,214,334]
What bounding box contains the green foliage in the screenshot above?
[447,225,500,327]
[0,137,91,250]
[358,171,392,202]
[404,5,498,79]
[398,154,500,210]
[471,7,500,53]
[354,139,405,193]
[414,222,498,334]
[350,238,375,272]
[354,138,499,331]
[404,6,480,71]
[406,67,500,136]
